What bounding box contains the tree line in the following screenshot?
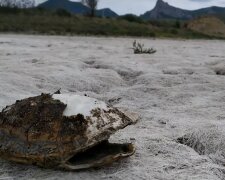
[0,0,35,8]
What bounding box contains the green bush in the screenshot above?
[0,7,20,14]
[119,14,143,24]
[54,9,71,17]
[170,29,178,34]
[174,20,181,28]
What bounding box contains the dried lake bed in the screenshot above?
[0,34,225,179]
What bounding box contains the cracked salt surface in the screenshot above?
[0,34,225,180]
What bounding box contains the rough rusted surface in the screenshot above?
[0,93,137,169]
[0,94,90,167]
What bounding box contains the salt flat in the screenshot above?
[0,34,225,180]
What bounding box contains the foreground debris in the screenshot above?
[132,40,156,54]
[0,93,138,171]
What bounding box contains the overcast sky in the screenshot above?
[36,0,225,15]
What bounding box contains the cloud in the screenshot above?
[98,0,156,15]
[189,0,212,2]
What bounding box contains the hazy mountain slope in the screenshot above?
[141,0,225,20]
[96,8,118,18]
[38,0,89,15]
[193,6,225,17]
[38,0,118,17]
[141,0,192,20]
[187,16,225,38]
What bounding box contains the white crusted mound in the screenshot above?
[52,94,108,117]
[53,94,138,136]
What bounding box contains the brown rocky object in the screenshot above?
[0,93,138,171]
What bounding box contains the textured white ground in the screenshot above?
[0,34,225,180]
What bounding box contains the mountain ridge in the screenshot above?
[38,0,225,20]
[141,0,225,20]
[38,0,118,18]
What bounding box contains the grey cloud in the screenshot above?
[189,0,212,2]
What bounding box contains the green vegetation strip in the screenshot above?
[0,7,221,39]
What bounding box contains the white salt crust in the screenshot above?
[52,94,107,117]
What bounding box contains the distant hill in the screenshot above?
[141,0,192,20]
[38,0,89,14]
[141,0,225,20]
[96,8,118,18]
[38,0,118,18]
[187,16,225,38]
